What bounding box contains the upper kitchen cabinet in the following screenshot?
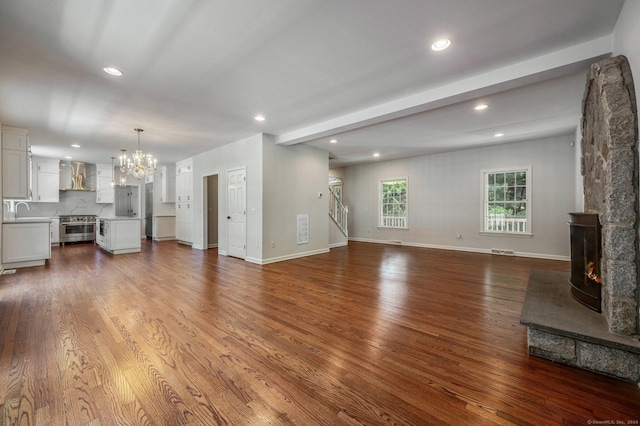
[176,158,193,203]
[175,158,193,244]
[2,126,30,199]
[32,157,60,202]
[96,164,114,203]
[161,166,176,203]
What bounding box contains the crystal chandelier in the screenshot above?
[120,128,157,180]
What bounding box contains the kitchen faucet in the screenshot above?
[15,201,30,218]
[3,200,30,219]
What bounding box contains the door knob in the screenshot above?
[227,216,231,219]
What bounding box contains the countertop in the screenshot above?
[3,217,52,224]
[97,216,141,221]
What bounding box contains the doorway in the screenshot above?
[204,174,219,248]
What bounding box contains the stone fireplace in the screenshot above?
[581,55,639,336]
[521,55,640,383]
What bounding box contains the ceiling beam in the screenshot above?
[276,35,613,146]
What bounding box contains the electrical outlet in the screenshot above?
[271,241,275,248]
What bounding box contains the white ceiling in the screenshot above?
[0,0,625,168]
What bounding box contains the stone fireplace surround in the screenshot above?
[521,56,640,383]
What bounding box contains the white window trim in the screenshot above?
[378,177,409,229]
[479,166,532,237]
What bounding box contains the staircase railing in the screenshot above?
[329,186,348,237]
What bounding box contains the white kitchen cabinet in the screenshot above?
[152,215,176,240]
[2,126,30,199]
[2,220,51,268]
[176,158,192,175]
[176,173,193,202]
[97,217,141,254]
[32,157,59,202]
[175,202,192,244]
[50,217,60,245]
[175,158,193,245]
[160,166,176,203]
[96,164,114,203]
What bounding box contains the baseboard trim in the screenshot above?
[348,237,569,262]
[208,243,219,248]
[251,248,331,265]
[329,241,348,249]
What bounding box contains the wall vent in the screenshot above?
[491,248,515,256]
[388,240,402,245]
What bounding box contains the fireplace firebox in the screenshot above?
[568,213,602,312]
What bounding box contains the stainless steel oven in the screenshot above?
[59,215,96,245]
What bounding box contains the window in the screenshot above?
[379,178,408,228]
[482,167,531,235]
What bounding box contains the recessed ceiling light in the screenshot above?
[431,38,451,51]
[64,156,72,159]
[330,139,337,144]
[474,104,489,111]
[373,152,380,158]
[255,115,266,122]
[71,144,80,148]
[103,67,123,76]
[494,133,505,138]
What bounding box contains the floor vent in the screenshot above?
[491,248,515,256]
[2,269,17,275]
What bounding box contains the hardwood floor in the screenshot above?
[0,240,638,425]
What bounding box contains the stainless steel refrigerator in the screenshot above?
[115,186,133,217]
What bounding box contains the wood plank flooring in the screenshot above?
[0,240,638,425]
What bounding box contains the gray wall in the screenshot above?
[262,138,329,262]
[338,135,576,259]
[192,133,263,257]
[189,133,329,263]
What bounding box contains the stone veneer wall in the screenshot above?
[581,55,639,336]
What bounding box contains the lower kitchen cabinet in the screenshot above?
[152,215,176,241]
[97,217,141,254]
[50,217,60,245]
[2,220,51,268]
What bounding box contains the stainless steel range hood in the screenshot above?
[59,161,97,191]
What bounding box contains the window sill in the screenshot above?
[378,226,409,230]
[479,231,533,238]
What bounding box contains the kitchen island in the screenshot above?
[96,217,141,254]
[2,217,52,268]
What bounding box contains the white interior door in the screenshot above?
[227,167,246,259]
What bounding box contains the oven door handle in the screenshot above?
[61,222,97,226]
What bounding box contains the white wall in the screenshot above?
[191,133,264,258]
[341,135,576,259]
[613,0,640,143]
[262,137,329,262]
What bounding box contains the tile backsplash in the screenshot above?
[14,191,114,218]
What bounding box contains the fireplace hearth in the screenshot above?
[568,213,602,313]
